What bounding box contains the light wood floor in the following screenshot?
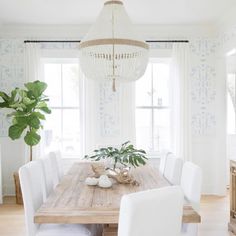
[0,195,234,236]
[199,194,234,236]
[0,197,26,236]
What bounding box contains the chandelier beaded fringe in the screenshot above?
[78,0,149,91]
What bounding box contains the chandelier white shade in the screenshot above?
[78,0,149,90]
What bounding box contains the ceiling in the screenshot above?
[0,0,235,25]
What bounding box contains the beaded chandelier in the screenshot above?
[78,0,149,91]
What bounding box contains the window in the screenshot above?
[135,59,171,155]
[42,57,171,157]
[42,58,81,157]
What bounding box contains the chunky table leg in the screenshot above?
[229,222,236,235]
[103,224,118,236]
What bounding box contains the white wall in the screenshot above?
[219,8,236,188]
[0,138,25,195]
[0,39,26,196]
[0,144,2,203]
[0,23,229,196]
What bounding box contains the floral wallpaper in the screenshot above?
[0,40,25,137]
[189,24,236,135]
[99,82,121,137]
[41,42,79,50]
[221,25,236,47]
[190,38,218,135]
[0,38,227,137]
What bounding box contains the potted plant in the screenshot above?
[0,80,51,203]
[85,141,148,185]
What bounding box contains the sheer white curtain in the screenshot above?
[120,82,136,145]
[24,43,42,161]
[82,78,136,155]
[25,43,41,82]
[24,44,136,158]
[170,43,191,162]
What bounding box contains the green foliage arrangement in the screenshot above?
[0,80,51,161]
[85,141,148,170]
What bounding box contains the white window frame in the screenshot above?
[136,56,171,157]
[41,56,82,158]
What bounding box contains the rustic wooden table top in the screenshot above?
[34,162,201,224]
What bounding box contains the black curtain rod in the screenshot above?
[146,40,189,43]
[24,40,189,43]
[24,40,81,43]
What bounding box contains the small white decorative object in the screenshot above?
[99,175,109,181]
[98,175,112,188]
[85,177,99,186]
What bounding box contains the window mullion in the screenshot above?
[61,64,64,152]
[151,63,154,152]
[135,60,171,155]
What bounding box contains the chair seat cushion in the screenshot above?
[36,224,99,236]
[181,223,198,236]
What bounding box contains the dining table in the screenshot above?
[34,161,201,236]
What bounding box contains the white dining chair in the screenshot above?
[48,151,64,187]
[53,150,64,178]
[118,186,184,236]
[19,160,99,236]
[181,161,202,236]
[159,151,174,175]
[39,156,54,200]
[164,156,183,185]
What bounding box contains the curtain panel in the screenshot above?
[170,43,192,161]
[82,78,136,155]
[24,43,42,161]
[24,42,190,161]
[25,43,136,158]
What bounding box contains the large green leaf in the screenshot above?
[24,130,41,146]
[0,102,8,108]
[7,110,26,117]
[10,89,19,101]
[15,116,28,126]
[32,111,45,120]
[36,101,47,108]
[0,91,10,102]
[36,101,51,114]
[25,81,47,98]
[9,103,26,110]
[23,97,35,105]
[38,106,51,114]
[27,115,40,129]
[9,124,26,140]
[19,89,27,98]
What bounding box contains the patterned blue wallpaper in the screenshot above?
[190,39,218,135]
[221,25,236,46]
[0,37,228,137]
[0,40,25,137]
[99,82,121,137]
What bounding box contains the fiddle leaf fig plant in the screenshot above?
[0,80,51,161]
[85,141,148,170]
